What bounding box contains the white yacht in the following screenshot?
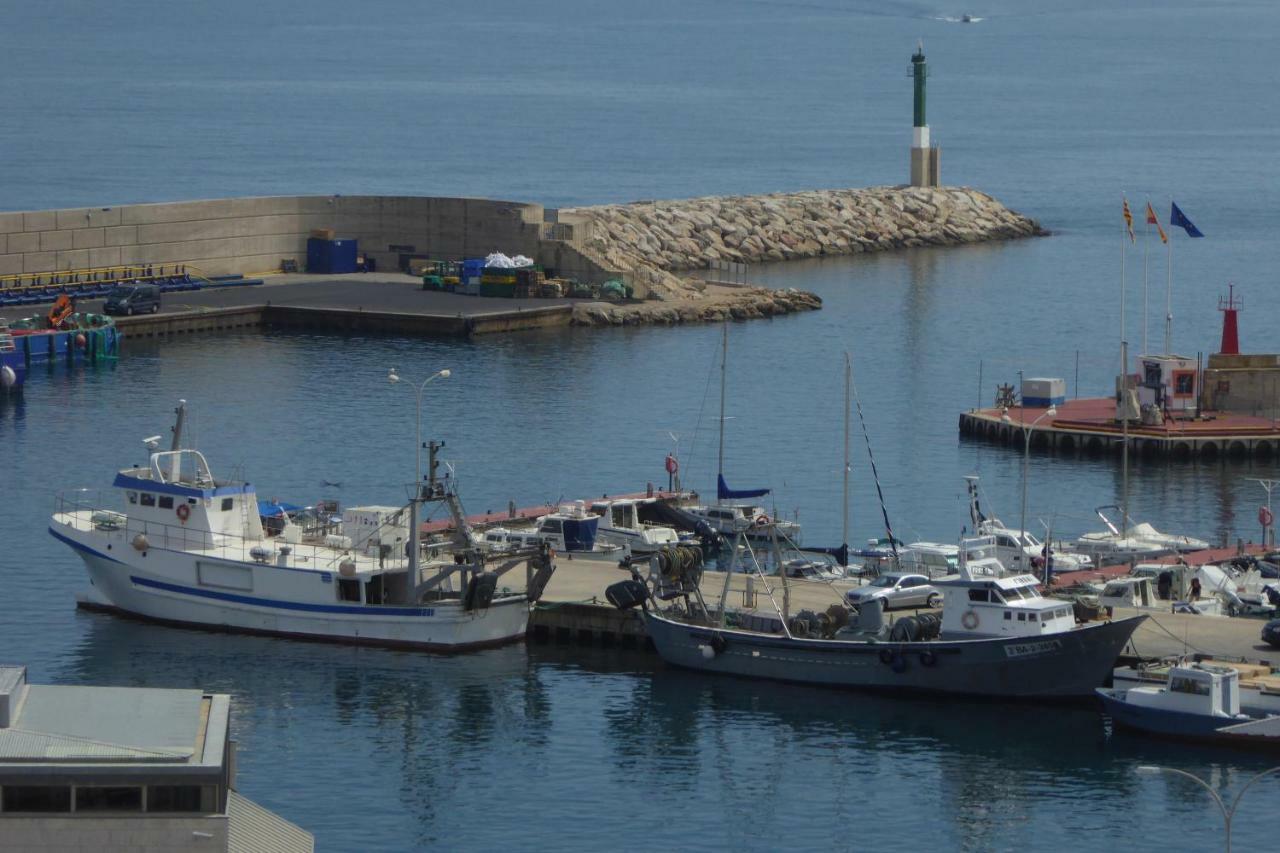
[51,402,555,651]
[589,498,681,554]
[1075,505,1210,562]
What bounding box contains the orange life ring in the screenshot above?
[961,610,979,630]
[755,514,770,526]
[176,503,191,523]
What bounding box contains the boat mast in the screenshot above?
[1121,340,1130,541]
[843,353,851,555]
[717,321,727,505]
[169,399,187,481]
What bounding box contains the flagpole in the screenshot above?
[1142,203,1150,356]
[1165,205,1173,354]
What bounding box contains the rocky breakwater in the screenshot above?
[560,186,1041,327]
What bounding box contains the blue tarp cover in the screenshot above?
[257,500,302,517]
[717,474,769,501]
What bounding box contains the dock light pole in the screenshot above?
[1137,764,1280,853]
[1003,405,1057,570]
[388,367,451,602]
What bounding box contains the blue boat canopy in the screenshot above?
[717,474,769,501]
[257,500,302,518]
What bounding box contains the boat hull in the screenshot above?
[643,610,1146,699]
[53,525,531,652]
[1097,688,1248,738]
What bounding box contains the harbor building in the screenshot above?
[909,42,941,188]
[0,665,312,852]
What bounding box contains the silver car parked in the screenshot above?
[844,572,940,612]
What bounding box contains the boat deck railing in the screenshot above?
[53,490,407,575]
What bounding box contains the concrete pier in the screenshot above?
[959,399,1280,461]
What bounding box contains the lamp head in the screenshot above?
[388,368,400,384]
[1001,413,1012,424]
[438,369,451,379]
[1136,765,1160,774]
[1046,406,1058,417]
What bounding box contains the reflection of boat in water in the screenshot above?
[50,401,555,651]
[631,535,1145,700]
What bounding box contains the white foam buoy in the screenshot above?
[0,365,15,388]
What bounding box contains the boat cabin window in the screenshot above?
[140,493,156,507]
[337,578,361,603]
[158,496,174,509]
[996,535,1018,549]
[1170,676,1210,696]
[1017,613,1026,622]
[126,491,137,504]
[1003,611,1012,620]
[221,498,234,511]
[968,589,989,602]
[539,519,562,534]
[1027,613,1037,622]
[365,575,386,605]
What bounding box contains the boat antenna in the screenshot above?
[850,358,899,566]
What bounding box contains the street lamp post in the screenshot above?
[1138,764,1280,853]
[1002,404,1057,571]
[388,367,451,603]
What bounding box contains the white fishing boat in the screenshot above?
[1112,657,1280,718]
[51,402,555,651]
[1098,662,1258,741]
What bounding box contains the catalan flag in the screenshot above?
[1146,202,1167,244]
[1122,198,1135,242]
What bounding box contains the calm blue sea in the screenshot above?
[4,1,1280,850]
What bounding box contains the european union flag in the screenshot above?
[1170,202,1205,237]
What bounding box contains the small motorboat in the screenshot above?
[1097,661,1262,741]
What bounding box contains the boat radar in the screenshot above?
[910,41,940,187]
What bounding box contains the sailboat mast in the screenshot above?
[843,353,851,552]
[1121,340,1130,541]
[717,322,727,504]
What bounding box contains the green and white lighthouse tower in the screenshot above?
[909,41,940,187]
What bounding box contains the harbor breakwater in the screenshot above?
[0,188,1039,329]
[559,185,1042,326]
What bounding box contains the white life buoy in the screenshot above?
[176,503,191,523]
[961,610,980,630]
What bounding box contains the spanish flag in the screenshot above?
[1146,202,1168,244]
[1122,198,1135,242]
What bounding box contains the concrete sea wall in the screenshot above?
[558,186,1041,300]
[0,187,1039,328]
[0,195,549,281]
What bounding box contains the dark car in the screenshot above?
[1263,619,1280,650]
[103,283,161,316]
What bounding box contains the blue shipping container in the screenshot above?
[306,237,359,274]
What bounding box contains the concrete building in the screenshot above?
[0,665,312,853]
[909,42,941,188]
